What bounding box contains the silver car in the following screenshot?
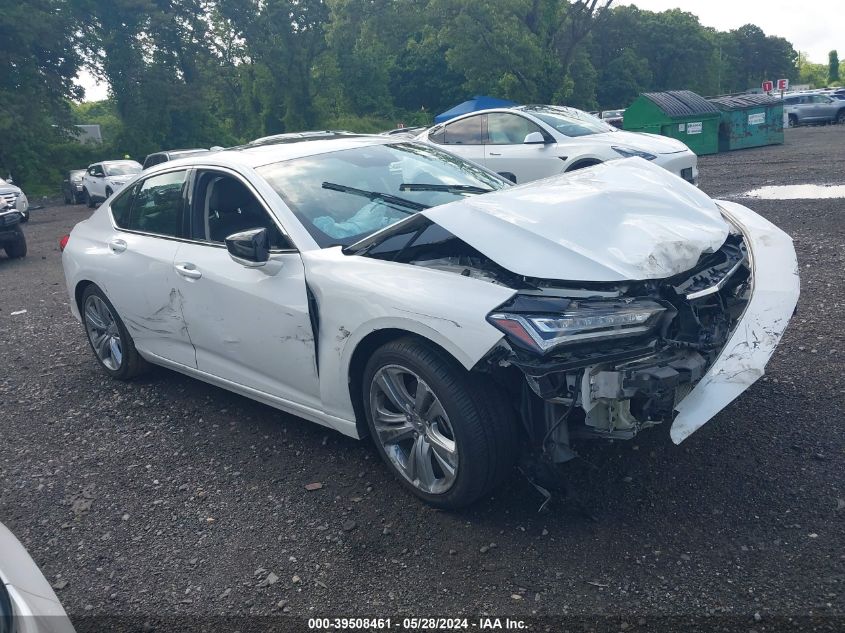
[0,522,75,633]
[784,93,845,126]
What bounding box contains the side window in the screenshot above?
[127,170,187,237]
[486,113,545,145]
[443,115,483,145]
[428,126,445,144]
[89,165,104,177]
[110,183,138,228]
[191,172,290,249]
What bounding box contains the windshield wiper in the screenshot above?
[399,183,493,194]
[322,182,429,212]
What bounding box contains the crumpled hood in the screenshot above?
[422,157,729,282]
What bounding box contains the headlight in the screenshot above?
[488,298,667,353]
[16,193,28,212]
[612,146,657,161]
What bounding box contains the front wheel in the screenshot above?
[105,187,113,199]
[84,189,95,208]
[836,110,845,125]
[81,285,149,380]
[362,336,518,509]
[4,228,27,258]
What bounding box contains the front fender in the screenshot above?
[302,248,516,425]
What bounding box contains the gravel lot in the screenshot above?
[1,125,844,632]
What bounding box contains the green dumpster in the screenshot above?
[708,94,784,151]
[623,90,720,156]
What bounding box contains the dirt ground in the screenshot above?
[1,125,844,632]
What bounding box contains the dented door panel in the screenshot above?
[173,243,321,409]
[95,231,196,366]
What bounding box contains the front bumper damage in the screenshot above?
[491,201,799,460]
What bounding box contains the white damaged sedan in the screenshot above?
[61,134,799,508]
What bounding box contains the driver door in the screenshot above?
[173,169,321,409]
[483,112,562,183]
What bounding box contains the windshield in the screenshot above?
[255,142,507,247]
[105,162,142,176]
[525,106,615,137]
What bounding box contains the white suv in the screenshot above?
[81,160,142,207]
[417,105,698,185]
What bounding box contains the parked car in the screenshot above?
[81,160,142,207]
[0,521,76,633]
[0,201,26,258]
[600,109,625,128]
[142,148,209,170]
[61,135,799,508]
[416,105,698,185]
[783,93,845,126]
[0,177,29,222]
[62,169,87,204]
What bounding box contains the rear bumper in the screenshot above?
[670,200,800,443]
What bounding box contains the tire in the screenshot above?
[84,189,95,208]
[788,115,798,128]
[80,285,149,380]
[362,336,518,509]
[64,193,71,204]
[4,228,27,258]
[105,187,113,199]
[837,110,845,125]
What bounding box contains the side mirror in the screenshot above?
[225,227,270,267]
[497,171,517,184]
[523,132,546,145]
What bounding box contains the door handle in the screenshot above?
[488,152,502,156]
[109,239,127,253]
[175,263,202,280]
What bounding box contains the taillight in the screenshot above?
[59,234,70,251]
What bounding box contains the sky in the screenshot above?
[75,0,842,101]
[616,0,841,63]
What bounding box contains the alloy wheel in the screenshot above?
[83,295,123,371]
[369,364,459,495]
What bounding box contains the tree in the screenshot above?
[0,0,82,189]
[830,50,840,84]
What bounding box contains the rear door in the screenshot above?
[172,168,321,409]
[98,168,197,366]
[483,112,561,183]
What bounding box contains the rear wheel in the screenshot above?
[81,285,149,380]
[788,114,798,128]
[362,336,518,509]
[105,187,113,199]
[4,228,26,258]
[836,110,845,125]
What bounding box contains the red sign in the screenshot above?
[761,80,773,92]
[777,78,789,91]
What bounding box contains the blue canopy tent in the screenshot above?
[434,96,517,124]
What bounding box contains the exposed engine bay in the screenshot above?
[347,214,752,467]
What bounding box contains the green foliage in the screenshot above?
[0,0,82,190]
[798,52,830,88]
[830,50,840,84]
[1,0,811,194]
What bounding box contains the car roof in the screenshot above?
[145,133,404,172]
